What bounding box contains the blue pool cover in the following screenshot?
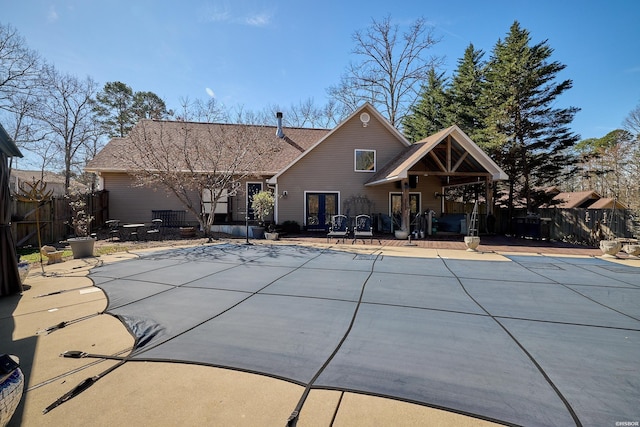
[88,244,640,426]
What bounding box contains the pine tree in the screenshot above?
[93,81,135,138]
[446,44,486,142]
[402,68,449,142]
[480,21,580,214]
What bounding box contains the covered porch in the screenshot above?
[365,125,508,237]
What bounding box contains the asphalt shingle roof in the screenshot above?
[86,120,330,175]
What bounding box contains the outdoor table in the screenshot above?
[122,223,145,240]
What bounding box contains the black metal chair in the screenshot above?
[146,219,163,240]
[327,214,349,243]
[105,220,120,241]
[352,214,379,244]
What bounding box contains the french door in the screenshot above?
[305,192,338,231]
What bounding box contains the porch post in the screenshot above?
[401,178,410,232]
[486,177,496,234]
[486,178,494,215]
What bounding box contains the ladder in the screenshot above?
[468,200,479,237]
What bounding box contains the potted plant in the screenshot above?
[392,213,409,239]
[464,235,481,251]
[599,239,622,257]
[66,192,95,258]
[622,241,640,257]
[250,190,274,239]
[264,223,279,240]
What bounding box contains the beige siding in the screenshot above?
[275,110,445,227]
[104,173,199,224]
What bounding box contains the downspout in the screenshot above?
[274,112,284,224]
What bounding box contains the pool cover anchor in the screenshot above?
[36,312,101,335]
[43,359,126,414]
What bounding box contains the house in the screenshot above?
[86,103,508,234]
[10,169,88,197]
[545,188,628,210]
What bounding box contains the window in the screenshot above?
[354,149,376,172]
[247,182,263,220]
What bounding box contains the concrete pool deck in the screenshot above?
[2,239,639,426]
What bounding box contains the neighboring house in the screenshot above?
[545,188,628,210]
[10,169,88,197]
[86,103,508,232]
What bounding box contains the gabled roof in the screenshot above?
[587,197,628,210]
[550,191,600,208]
[267,103,410,184]
[86,120,330,174]
[365,125,508,186]
[0,124,22,157]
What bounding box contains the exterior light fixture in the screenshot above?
[360,112,370,127]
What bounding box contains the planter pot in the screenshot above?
[18,262,30,285]
[180,227,196,238]
[68,237,95,259]
[251,226,265,239]
[394,230,409,240]
[264,232,279,241]
[623,244,640,257]
[464,236,481,251]
[599,239,622,257]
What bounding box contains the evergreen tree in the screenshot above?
[132,91,171,120]
[94,81,134,138]
[446,44,486,142]
[480,21,580,214]
[94,82,170,138]
[402,68,449,142]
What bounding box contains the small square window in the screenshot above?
[355,149,376,172]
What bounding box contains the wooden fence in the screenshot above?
[11,191,109,247]
[494,207,636,244]
[446,201,637,244]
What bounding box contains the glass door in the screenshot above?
[247,183,263,220]
[390,193,420,231]
[306,193,338,231]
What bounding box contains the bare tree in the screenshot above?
[2,86,53,169]
[327,15,441,126]
[0,23,46,169]
[623,102,640,138]
[0,23,41,109]
[37,65,99,193]
[115,109,279,241]
[174,97,226,123]
[262,98,341,129]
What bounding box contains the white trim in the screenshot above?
[354,149,377,172]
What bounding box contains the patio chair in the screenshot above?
[352,214,379,244]
[145,219,163,240]
[105,220,120,241]
[327,214,349,243]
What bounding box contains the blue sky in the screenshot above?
[4,0,640,140]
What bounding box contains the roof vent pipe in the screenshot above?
[276,112,285,139]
